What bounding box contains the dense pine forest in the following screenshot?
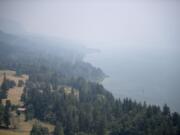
[0,31,180,135]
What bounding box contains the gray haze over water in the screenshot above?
[0,0,180,111]
[84,42,180,112]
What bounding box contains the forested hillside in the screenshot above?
[0,30,106,82]
[0,30,180,135]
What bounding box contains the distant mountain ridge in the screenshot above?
[0,30,106,82]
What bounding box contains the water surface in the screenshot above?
[85,43,180,112]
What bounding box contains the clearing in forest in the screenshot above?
[0,70,54,135]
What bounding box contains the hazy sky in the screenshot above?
[0,0,179,48]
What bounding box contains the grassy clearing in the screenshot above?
[0,129,29,135]
[0,70,16,76]
[18,115,54,133]
[0,115,54,135]
[0,70,29,105]
[0,70,54,135]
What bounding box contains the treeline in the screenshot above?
[22,69,180,135]
[0,73,16,99]
[0,73,16,128]
[0,100,12,128]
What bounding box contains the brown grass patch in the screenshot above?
[0,70,54,134]
[0,129,29,135]
[0,70,29,106]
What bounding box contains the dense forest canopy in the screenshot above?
[0,30,180,135]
